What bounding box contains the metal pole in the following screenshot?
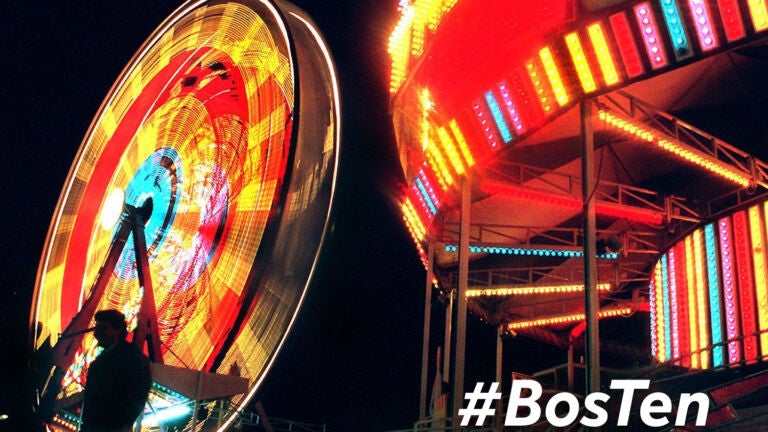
[567,336,575,393]
[581,100,601,394]
[453,174,471,418]
[420,243,435,419]
[495,326,503,431]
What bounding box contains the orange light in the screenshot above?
[685,236,700,368]
[598,110,752,187]
[466,283,611,297]
[402,197,427,242]
[437,126,466,175]
[565,32,597,93]
[507,307,633,330]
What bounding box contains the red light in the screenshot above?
[634,2,669,69]
[719,216,743,365]
[609,12,645,78]
[717,0,747,41]
[733,211,759,363]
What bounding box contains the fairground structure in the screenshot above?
[388,0,768,429]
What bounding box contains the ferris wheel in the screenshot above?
[31,0,339,429]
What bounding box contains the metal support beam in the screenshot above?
[419,243,434,419]
[582,100,601,394]
[452,174,471,418]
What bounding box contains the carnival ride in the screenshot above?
[31,0,339,430]
[388,0,768,429]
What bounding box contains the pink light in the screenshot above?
[472,100,500,149]
[719,216,743,364]
[498,81,526,134]
[669,247,681,364]
[689,0,720,51]
[634,2,669,69]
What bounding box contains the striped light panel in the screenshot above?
[651,200,768,368]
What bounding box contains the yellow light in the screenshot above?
[387,6,415,93]
[685,236,699,369]
[526,60,553,113]
[749,205,768,357]
[654,264,667,361]
[693,229,710,368]
[437,127,465,175]
[507,307,633,330]
[99,188,125,230]
[748,0,768,32]
[565,32,596,93]
[598,110,752,187]
[539,46,569,106]
[466,283,611,297]
[402,197,427,242]
[588,23,620,86]
[425,137,454,188]
[449,119,475,168]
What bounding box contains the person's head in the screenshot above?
[93,309,128,347]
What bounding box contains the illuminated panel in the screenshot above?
[510,68,546,129]
[634,2,669,69]
[674,243,691,367]
[539,46,570,107]
[448,120,476,168]
[733,210,758,363]
[587,22,620,86]
[651,272,657,357]
[436,126,467,175]
[402,197,427,242]
[473,99,501,149]
[466,283,611,297]
[565,31,597,93]
[669,249,682,364]
[749,205,768,357]
[659,0,694,61]
[609,12,645,77]
[526,58,557,115]
[418,168,441,210]
[688,0,720,51]
[387,7,413,93]
[662,255,674,360]
[413,178,437,215]
[653,264,667,361]
[719,217,743,364]
[747,0,768,32]
[705,224,724,367]
[484,91,514,143]
[717,0,747,41]
[693,230,710,368]
[507,307,633,330]
[424,136,454,189]
[685,237,699,368]
[444,244,618,259]
[497,81,526,134]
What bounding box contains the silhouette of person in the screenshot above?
[82,310,151,432]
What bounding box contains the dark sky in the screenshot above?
[1,1,434,431]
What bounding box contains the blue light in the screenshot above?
[659,0,693,61]
[661,255,673,360]
[705,224,724,367]
[142,404,192,427]
[444,244,617,259]
[484,91,513,143]
[415,177,437,214]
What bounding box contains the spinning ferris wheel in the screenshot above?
[31,0,339,430]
